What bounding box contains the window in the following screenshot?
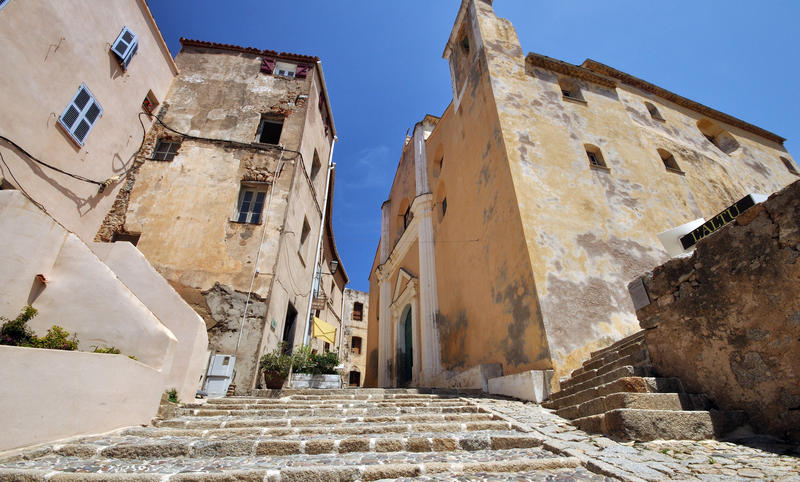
[645,102,665,121]
[658,149,682,172]
[0,0,11,10]
[403,205,412,229]
[351,336,362,355]
[311,150,322,183]
[58,84,102,146]
[299,217,311,260]
[142,90,159,114]
[235,186,267,224]
[352,302,363,321]
[584,144,608,169]
[323,342,330,353]
[781,156,799,176]
[111,232,141,246]
[559,77,584,102]
[152,139,180,161]
[111,27,138,70]
[441,197,447,217]
[256,116,283,144]
[274,61,297,78]
[459,32,470,53]
[696,118,740,154]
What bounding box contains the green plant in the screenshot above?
[312,351,339,375]
[30,325,79,351]
[260,343,293,378]
[92,346,121,354]
[166,388,179,404]
[128,355,138,361]
[290,344,315,373]
[0,305,37,346]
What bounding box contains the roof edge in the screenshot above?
[179,38,320,63]
[581,59,785,144]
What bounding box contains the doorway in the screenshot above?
[349,371,361,387]
[282,303,297,353]
[397,306,413,387]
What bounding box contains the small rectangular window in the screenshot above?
[781,156,799,176]
[351,336,362,355]
[256,116,283,144]
[274,61,297,78]
[352,302,363,321]
[142,90,159,114]
[58,84,102,146]
[235,186,267,224]
[152,139,180,161]
[299,218,311,260]
[111,27,138,70]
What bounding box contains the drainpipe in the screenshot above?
[302,137,337,346]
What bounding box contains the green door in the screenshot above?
[399,308,413,386]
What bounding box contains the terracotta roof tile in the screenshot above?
[179,38,319,63]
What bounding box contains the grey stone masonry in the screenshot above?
[0,388,797,480]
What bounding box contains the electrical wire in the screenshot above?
[0,149,49,214]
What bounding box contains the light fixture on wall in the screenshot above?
[329,260,338,274]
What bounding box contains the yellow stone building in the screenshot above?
[365,0,799,393]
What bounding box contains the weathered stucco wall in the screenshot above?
[634,180,800,442]
[469,0,798,385]
[0,0,175,241]
[113,44,334,392]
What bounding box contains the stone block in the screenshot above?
[338,437,370,453]
[406,437,432,452]
[374,438,404,452]
[304,439,334,455]
[255,440,302,455]
[487,369,553,402]
[362,464,421,481]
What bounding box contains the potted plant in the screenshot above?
[259,343,292,389]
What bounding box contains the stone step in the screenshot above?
[178,404,481,417]
[571,408,749,441]
[556,392,713,419]
[571,339,649,379]
[562,349,650,392]
[0,450,579,480]
[549,365,655,402]
[588,331,646,359]
[49,432,541,459]
[125,420,516,438]
[156,412,496,429]
[191,399,466,410]
[542,376,684,410]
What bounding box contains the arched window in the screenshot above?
[658,148,682,173]
[435,181,447,222]
[584,144,607,169]
[697,118,740,154]
[645,102,665,121]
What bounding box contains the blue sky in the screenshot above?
[149,1,800,292]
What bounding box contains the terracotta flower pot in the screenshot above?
[263,372,286,389]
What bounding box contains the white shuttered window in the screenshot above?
[58,84,102,146]
[111,27,138,70]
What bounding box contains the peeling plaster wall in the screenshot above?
[469,0,798,385]
[635,180,800,442]
[115,45,333,392]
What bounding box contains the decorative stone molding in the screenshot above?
[390,270,421,386]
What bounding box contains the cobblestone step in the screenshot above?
[123,420,516,438]
[156,412,496,429]
[562,348,650,391]
[0,449,579,480]
[192,399,465,410]
[571,408,749,441]
[588,331,646,359]
[179,404,482,417]
[544,376,685,410]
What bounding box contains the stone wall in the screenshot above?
[633,180,800,441]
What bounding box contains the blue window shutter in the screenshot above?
[58,84,102,146]
[111,27,138,70]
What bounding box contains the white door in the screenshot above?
[204,354,235,398]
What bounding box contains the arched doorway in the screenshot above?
[397,305,413,386]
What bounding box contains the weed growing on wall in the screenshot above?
[0,306,78,350]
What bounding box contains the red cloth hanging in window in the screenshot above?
[296,64,309,78]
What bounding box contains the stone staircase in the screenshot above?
[542,331,747,441]
[543,331,748,441]
[0,389,605,480]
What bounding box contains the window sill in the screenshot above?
[589,164,611,172]
[665,167,685,175]
[562,96,587,105]
[251,141,280,148]
[229,219,262,226]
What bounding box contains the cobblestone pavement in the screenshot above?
[474,397,800,481]
[0,392,798,481]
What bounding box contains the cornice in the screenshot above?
[526,53,616,89]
